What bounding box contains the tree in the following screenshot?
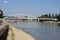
[52,13,54,18]
[57,14,60,21]
[55,13,57,18]
[0,9,3,18]
[38,14,49,18]
[48,13,51,18]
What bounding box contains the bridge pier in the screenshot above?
[37,19,39,22]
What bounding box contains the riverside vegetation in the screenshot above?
[37,13,60,21]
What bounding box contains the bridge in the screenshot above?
[5,16,58,22]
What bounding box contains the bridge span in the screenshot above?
[5,16,58,22]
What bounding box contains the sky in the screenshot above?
[0,0,60,16]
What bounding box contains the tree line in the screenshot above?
[38,13,60,21]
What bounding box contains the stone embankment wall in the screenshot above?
[0,25,9,40]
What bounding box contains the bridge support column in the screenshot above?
[38,19,39,22]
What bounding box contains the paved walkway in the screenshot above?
[7,24,34,40]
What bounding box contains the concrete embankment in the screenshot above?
[6,24,34,40]
[42,21,60,24]
[0,20,9,40]
[0,28,9,40]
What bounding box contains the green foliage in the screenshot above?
[38,14,49,18]
[57,14,60,21]
[48,13,51,18]
[37,13,60,21]
[0,9,3,18]
[52,13,54,18]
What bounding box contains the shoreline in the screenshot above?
[40,21,60,24]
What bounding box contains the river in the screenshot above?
[10,21,60,40]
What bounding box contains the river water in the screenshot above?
[10,21,60,40]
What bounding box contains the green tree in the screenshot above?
[48,13,51,18]
[38,14,49,18]
[55,13,57,18]
[0,9,3,18]
[52,13,54,18]
[57,14,60,21]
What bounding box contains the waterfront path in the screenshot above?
[6,24,34,40]
[0,19,34,40]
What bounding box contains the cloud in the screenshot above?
[3,0,8,4]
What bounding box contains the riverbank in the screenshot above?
[6,24,34,40]
[41,21,60,24]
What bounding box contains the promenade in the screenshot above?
[0,19,34,40]
[6,24,34,40]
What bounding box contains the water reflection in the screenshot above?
[57,23,60,26]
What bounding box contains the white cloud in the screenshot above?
[3,0,8,4]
